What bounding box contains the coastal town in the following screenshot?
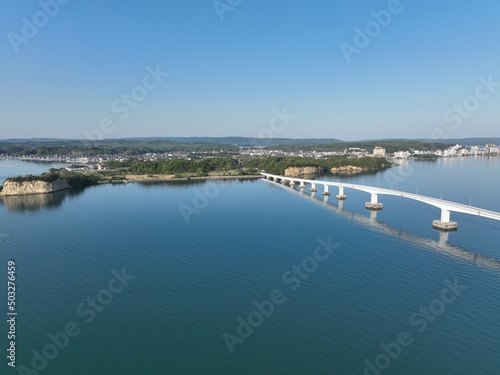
[1,142,498,170]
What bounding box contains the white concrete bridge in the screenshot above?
[269,178,500,273]
[261,173,500,231]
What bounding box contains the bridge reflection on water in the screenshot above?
[264,178,500,274]
[262,173,500,232]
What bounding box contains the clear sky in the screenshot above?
[1,0,499,141]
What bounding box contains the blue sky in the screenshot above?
[1,0,499,141]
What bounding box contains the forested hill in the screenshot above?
[271,140,450,153]
[0,137,496,157]
[0,138,343,156]
[0,137,343,148]
[118,137,344,146]
[0,139,239,156]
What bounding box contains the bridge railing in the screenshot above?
[260,172,500,230]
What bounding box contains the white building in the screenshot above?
[470,146,480,155]
[486,144,499,155]
[393,151,410,159]
[373,147,386,157]
[66,157,89,164]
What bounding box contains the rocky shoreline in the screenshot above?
[330,164,389,175]
[0,179,71,196]
[284,166,321,177]
[330,165,367,174]
[0,175,264,197]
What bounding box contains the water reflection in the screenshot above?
[0,189,85,212]
[135,177,261,188]
[265,179,500,273]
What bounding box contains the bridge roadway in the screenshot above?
[269,178,500,273]
[260,173,500,231]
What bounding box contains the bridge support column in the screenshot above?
[281,179,286,185]
[299,182,306,189]
[336,185,347,200]
[432,209,458,231]
[365,193,383,210]
[310,183,317,192]
[322,185,330,196]
[289,180,295,187]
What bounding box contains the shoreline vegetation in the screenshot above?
[0,138,448,156]
[0,156,392,196]
[2,137,498,157]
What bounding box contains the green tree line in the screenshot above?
[240,156,389,175]
[0,140,238,157]
[108,157,240,175]
[105,156,390,176]
[271,140,448,153]
[6,169,100,188]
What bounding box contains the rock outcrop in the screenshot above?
[330,165,367,174]
[284,166,320,177]
[0,179,71,196]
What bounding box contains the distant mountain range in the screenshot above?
[0,137,343,146]
[1,137,498,147]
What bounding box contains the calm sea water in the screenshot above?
[1,157,499,375]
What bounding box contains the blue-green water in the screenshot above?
[1,158,499,374]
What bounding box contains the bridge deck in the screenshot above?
[261,173,500,222]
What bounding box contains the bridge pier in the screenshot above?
[260,173,500,230]
[365,193,383,210]
[299,182,306,189]
[322,185,330,196]
[432,209,458,231]
[336,185,347,200]
[289,180,295,187]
